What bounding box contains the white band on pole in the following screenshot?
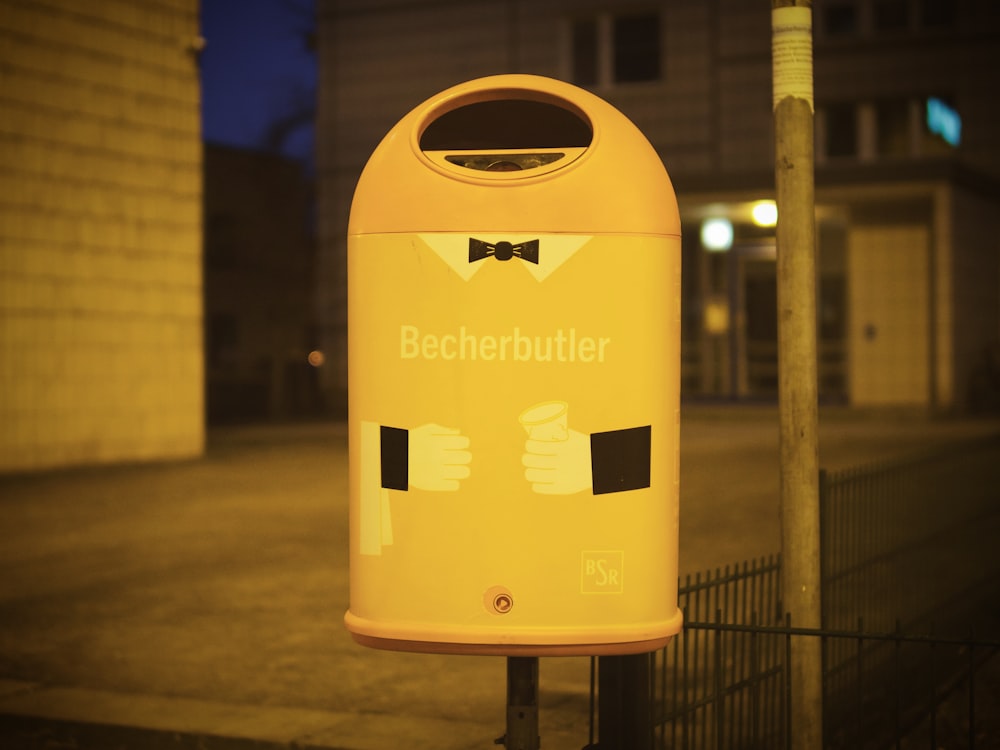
[772,6,814,112]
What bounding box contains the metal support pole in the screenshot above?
[501,656,539,750]
[771,2,824,748]
[597,654,652,750]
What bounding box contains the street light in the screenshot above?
[700,217,733,251]
[751,200,778,227]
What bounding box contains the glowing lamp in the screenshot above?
[700,218,733,251]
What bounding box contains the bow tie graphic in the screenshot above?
[469,238,539,264]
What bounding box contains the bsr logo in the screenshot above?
[581,551,624,593]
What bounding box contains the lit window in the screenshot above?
[924,96,961,151]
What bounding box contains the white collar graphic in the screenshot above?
[418,233,592,282]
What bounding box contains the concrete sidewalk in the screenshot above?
[1,406,998,749]
[0,678,508,749]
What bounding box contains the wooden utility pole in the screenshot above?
[771,1,824,748]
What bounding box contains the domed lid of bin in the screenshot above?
[349,74,680,237]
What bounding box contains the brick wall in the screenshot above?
[0,0,204,471]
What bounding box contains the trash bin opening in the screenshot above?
[418,96,593,180]
[419,98,592,152]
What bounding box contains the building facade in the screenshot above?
[316,0,1000,412]
[203,145,321,424]
[0,0,204,471]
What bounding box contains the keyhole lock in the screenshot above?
[484,585,514,615]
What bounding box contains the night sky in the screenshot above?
[199,0,316,162]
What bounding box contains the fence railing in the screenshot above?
[819,434,1000,748]
[633,564,1000,750]
[592,433,1000,750]
[651,556,785,750]
[651,616,1000,750]
[820,434,1000,636]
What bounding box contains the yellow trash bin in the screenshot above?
[345,74,682,655]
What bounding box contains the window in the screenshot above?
[568,10,661,86]
[613,13,660,83]
[207,313,239,368]
[873,0,909,31]
[821,96,960,161]
[876,99,911,156]
[571,19,598,86]
[204,212,238,270]
[820,0,955,39]
[823,103,858,158]
[920,0,956,27]
[923,96,961,153]
[822,2,859,36]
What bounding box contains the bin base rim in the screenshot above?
[348,632,674,656]
[344,609,683,656]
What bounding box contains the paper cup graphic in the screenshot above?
[519,401,569,442]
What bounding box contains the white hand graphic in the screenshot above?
[522,428,592,495]
[409,423,472,491]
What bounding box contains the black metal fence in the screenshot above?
[819,433,1000,749]
[592,434,1000,750]
[820,434,1000,638]
[648,613,1000,750]
[651,557,786,750]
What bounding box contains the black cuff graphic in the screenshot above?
[590,426,652,495]
[380,425,408,490]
